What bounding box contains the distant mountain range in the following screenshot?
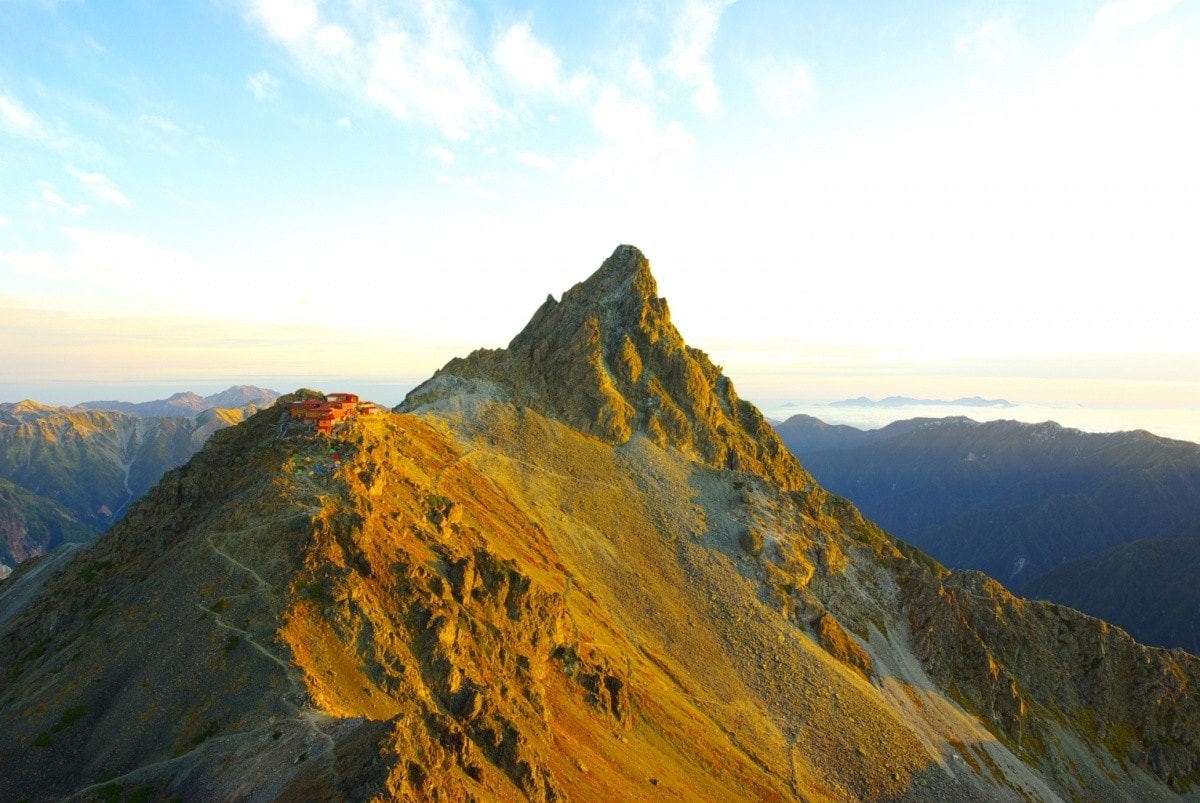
[0,386,278,577]
[775,413,1200,652]
[830,395,1015,408]
[76,385,279,418]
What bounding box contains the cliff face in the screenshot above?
[2,246,1199,801]
[906,567,1200,786]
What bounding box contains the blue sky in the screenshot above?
[1,0,1198,417]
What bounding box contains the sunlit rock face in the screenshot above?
[1,246,1198,802]
[404,244,810,492]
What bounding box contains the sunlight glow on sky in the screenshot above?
[1,0,1198,421]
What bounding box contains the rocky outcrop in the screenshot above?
[403,244,811,491]
[901,567,1200,791]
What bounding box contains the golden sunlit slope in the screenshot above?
[0,400,993,800]
[0,400,844,800]
[1,246,1197,801]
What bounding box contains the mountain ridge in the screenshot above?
[775,412,1200,653]
[76,384,280,418]
[2,246,1198,800]
[831,396,1015,408]
[1023,535,1200,654]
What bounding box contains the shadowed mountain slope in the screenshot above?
[775,414,1200,590]
[774,413,922,453]
[2,246,1198,801]
[0,476,94,568]
[1023,535,1200,655]
[0,399,266,576]
[0,403,198,573]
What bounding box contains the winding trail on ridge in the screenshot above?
[189,472,345,789]
[206,532,273,593]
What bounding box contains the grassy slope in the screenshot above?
[0,400,1030,801]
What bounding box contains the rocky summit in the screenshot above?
[403,244,806,491]
[1,245,1198,801]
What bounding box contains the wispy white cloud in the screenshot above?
[313,22,354,56]
[426,144,456,166]
[0,93,46,139]
[514,149,558,172]
[434,173,495,199]
[591,85,676,148]
[954,16,1025,63]
[0,248,61,281]
[664,0,735,117]
[164,191,218,216]
[62,227,197,285]
[750,58,816,118]
[693,9,1200,360]
[246,70,281,101]
[133,114,185,155]
[336,116,352,129]
[138,114,181,135]
[243,0,500,140]
[1094,0,1181,36]
[495,23,562,95]
[627,56,656,94]
[567,84,695,182]
[492,20,595,133]
[249,0,318,42]
[0,227,234,325]
[66,164,131,208]
[365,24,499,140]
[30,179,90,216]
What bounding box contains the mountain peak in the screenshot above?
[508,244,660,352]
[1,400,58,418]
[566,242,656,308]
[403,245,810,490]
[507,244,667,359]
[581,242,651,287]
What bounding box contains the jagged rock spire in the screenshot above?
[404,245,811,491]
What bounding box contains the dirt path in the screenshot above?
[188,468,346,787]
[206,534,273,592]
